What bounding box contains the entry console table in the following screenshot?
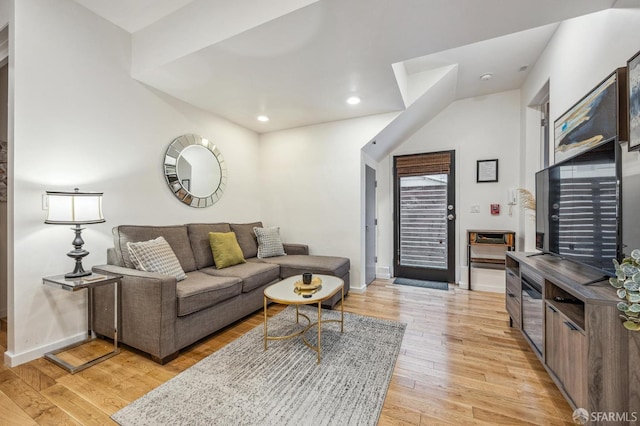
[506,252,639,424]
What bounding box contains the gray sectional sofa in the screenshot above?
[91,222,350,364]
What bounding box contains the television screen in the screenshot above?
[535,138,621,276]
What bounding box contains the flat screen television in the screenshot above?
[535,137,621,276]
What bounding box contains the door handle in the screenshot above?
[447,214,455,221]
[564,321,579,331]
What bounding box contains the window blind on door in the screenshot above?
[395,153,451,177]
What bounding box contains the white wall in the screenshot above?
[258,113,397,292]
[519,104,543,252]
[520,7,640,254]
[7,0,262,365]
[377,90,522,292]
[523,9,640,129]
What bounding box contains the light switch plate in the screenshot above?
[470,205,480,213]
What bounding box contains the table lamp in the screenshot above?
[45,188,105,278]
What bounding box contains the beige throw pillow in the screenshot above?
[127,236,187,281]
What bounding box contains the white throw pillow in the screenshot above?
[253,226,286,258]
[127,236,187,281]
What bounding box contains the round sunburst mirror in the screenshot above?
[163,134,227,208]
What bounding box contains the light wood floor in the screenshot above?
[0,280,573,425]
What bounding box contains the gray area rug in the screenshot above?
[112,306,406,426]
[393,277,449,290]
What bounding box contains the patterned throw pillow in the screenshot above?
[254,226,286,258]
[127,236,187,281]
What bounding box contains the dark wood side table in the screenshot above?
[42,273,122,374]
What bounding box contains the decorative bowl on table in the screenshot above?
[294,276,322,291]
[294,277,323,296]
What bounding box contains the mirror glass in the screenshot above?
[163,134,227,208]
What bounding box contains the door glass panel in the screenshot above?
[399,174,448,269]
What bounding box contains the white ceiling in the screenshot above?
[74,0,620,134]
[72,0,199,33]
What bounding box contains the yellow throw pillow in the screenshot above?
[209,232,246,269]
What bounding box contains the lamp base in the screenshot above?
[65,270,92,279]
[65,225,92,279]
[65,251,92,278]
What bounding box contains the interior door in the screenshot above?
[365,165,376,285]
[393,151,455,282]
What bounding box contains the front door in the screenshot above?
[393,151,456,282]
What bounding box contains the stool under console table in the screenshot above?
[43,273,122,374]
[505,252,639,424]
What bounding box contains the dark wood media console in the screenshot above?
[506,252,639,425]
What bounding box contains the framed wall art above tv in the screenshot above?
[628,50,640,151]
[553,67,628,163]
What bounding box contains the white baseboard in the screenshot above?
[3,331,87,367]
[376,266,391,280]
[349,286,366,294]
[471,282,504,293]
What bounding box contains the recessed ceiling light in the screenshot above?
[346,96,361,105]
[257,115,269,122]
[480,73,493,81]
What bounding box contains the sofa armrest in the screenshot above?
[91,264,178,360]
[284,243,309,255]
[106,247,122,266]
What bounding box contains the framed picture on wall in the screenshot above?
[554,67,628,162]
[628,50,640,151]
[477,159,498,183]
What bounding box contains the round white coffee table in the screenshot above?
[263,274,344,364]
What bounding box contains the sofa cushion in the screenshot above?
[252,255,350,279]
[113,225,197,272]
[187,223,232,270]
[209,232,246,269]
[254,226,286,258]
[200,261,280,293]
[282,243,309,256]
[229,222,262,259]
[176,271,242,316]
[127,237,187,281]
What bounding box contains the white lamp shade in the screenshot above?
[45,189,105,224]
